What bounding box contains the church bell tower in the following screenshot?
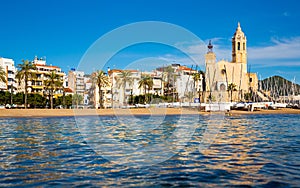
[205,40,217,92]
[232,22,247,65]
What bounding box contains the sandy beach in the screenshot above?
[0,108,299,118]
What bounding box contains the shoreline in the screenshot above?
[0,108,299,118]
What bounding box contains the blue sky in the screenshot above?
[0,0,299,82]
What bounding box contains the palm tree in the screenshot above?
[44,71,63,109]
[87,81,96,106]
[0,67,6,82]
[138,75,153,103]
[0,66,6,84]
[228,83,237,102]
[72,94,83,109]
[117,70,133,105]
[147,77,153,102]
[193,72,201,102]
[91,70,109,109]
[16,60,37,109]
[162,65,175,97]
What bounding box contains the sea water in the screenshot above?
[0,114,299,187]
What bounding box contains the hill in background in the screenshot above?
[260,76,300,96]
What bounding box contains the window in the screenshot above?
[249,78,253,82]
[243,43,245,50]
[237,42,240,50]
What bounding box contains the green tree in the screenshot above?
[228,83,237,102]
[56,94,72,108]
[244,92,253,102]
[16,60,37,109]
[87,81,96,106]
[14,92,24,105]
[91,70,109,109]
[27,93,46,108]
[146,77,153,101]
[44,71,63,109]
[138,75,153,103]
[73,94,83,108]
[193,72,201,103]
[0,91,10,105]
[117,70,133,105]
[0,66,6,84]
[65,94,73,108]
[132,95,145,104]
[54,95,62,107]
[162,65,175,97]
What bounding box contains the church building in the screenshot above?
[205,22,258,102]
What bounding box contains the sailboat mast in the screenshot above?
[238,64,243,101]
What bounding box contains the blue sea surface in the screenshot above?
[0,114,299,187]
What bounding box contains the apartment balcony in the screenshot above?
[35,77,43,81]
[7,74,15,78]
[31,85,44,89]
[7,81,16,86]
[53,93,63,98]
[75,90,85,94]
[76,88,85,91]
[106,94,112,99]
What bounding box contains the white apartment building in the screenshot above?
[68,70,85,96]
[84,76,92,105]
[94,80,111,109]
[140,71,164,96]
[108,69,141,107]
[155,63,202,102]
[92,65,203,108]
[175,65,200,102]
[0,57,17,93]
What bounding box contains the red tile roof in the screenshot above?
[64,88,73,93]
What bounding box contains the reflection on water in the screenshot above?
[0,114,299,187]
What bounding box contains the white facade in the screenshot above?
[141,71,164,96]
[90,65,202,108]
[68,70,85,96]
[176,74,195,100]
[0,57,17,92]
[109,70,141,107]
[84,76,92,105]
[176,67,202,102]
[94,82,111,108]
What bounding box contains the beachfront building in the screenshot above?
[108,69,141,107]
[68,70,85,99]
[139,70,164,96]
[16,56,65,98]
[155,63,203,102]
[88,70,112,109]
[0,57,17,93]
[94,79,112,109]
[83,76,92,105]
[205,22,258,102]
[155,64,178,101]
[175,65,200,102]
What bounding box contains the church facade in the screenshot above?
[204,22,258,102]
